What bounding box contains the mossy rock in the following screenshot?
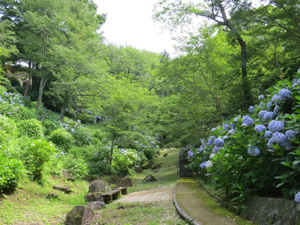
[141,161,153,170]
[116,176,134,187]
[84,192,104,202]
[88,180,111,193]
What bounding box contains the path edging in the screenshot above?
[173,184,202,225]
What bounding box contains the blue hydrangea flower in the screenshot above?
[61,151,65,155]
[200,138,206,146]
[274,105,280,115]
[214,138,225,147]
[233,116,240,123]
[223,124,230,131]
[197,147,204,153]
[278,88,292,101]
[260,102,265,107]
[200,161,207,169]
[272,94,280,103]
[263,112,274,121]
[212,146,220,153]
[207,136,215,146]
[267,132,287,148]
[268,120,284,133]
[187,150,194,158]
[267,102,273,111]
[228,129,235,135]
[285,130,296,140]
[211,128,216,132]
[258,95,265,100]
[258,110,267,118]
[295,191,300,203]
[230,122,236,130]
[223,135,229,139]
[242,115,254,125]
[255,124,266,133]
[247,146,261,156]
[292,78,300,88]
[249,106,255,113]
[264,130,272,138]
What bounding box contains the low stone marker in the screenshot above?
[53,184,72,194]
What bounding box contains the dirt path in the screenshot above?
[115,186,174,203]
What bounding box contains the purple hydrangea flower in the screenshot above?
[213,146,220,153]
[228,129,235,135]
[258,110,267,118]
[292,78,300,88]
[263,112,274,121]
[268,120,284,133]
[278,88,292,101]
[264,130,272,138]
[187,150,194,158]
[223,124,230,131]
[267,102,273,111]
[214,138,225,147]
[295,191,300,203]
[247,146,261,156]
[255,124,266,133]
[197,147,204,153]
[230,122,236,130]
[274,105,280,115]
[234,116,240,123]
[200,161,207,169]
[272,94,280,102]
[285,130,296,140]
[242,116,254,125]
[249,106,255,113]
[258,95,265,100]
[267,132,287,148]
[207,136,215,146]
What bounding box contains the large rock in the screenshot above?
[86,201,106,210]
[141,161,153,170]
[64,206,95,225]
[53,185,72,194]
[84,192,104,203]
[62,169,74,181]
[143,175,157,182]
[134,166,143,173]
[116,176,134,187]
[88,180,111,193]
[241,196,300,225]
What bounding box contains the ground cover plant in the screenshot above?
[188,74,300,204]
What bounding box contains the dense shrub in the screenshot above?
[21,139,55,182]
[61,154,89,179]
[69,128,93,146]
[188,75,300,203]
[17,119,44,138]
[0,114,17,136]
[43,119,60,136]
[70,144,113,175]
[49,128,73,151]
[0,154,25,193]
[112,148,141,171]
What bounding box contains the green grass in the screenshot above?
[91,201,187,225]
[127,148,179,193]
[0,176,89,225]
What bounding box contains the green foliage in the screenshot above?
[112,148,141,171]
[0,154,24,193]
[17,119,44,139]
[42,119,61,136]
[70,128,93,146]
[188,74,300,203]
[49,128,73,151]
[21,139,55,182]
[0,114,17,136]
[61,154,89,180]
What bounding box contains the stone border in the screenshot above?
[173,184,202,225]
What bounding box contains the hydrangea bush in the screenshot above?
[188,74,300,203]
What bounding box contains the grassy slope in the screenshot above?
[0,177,89,225]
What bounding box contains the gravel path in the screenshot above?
[114,186,174,203]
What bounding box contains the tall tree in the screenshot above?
[154,0,254,105]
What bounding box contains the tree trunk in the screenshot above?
[110,135,115,166]
[36,75,45,110]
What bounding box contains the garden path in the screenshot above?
[115,186,174,203]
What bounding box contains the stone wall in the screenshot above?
[240,196,300,225]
